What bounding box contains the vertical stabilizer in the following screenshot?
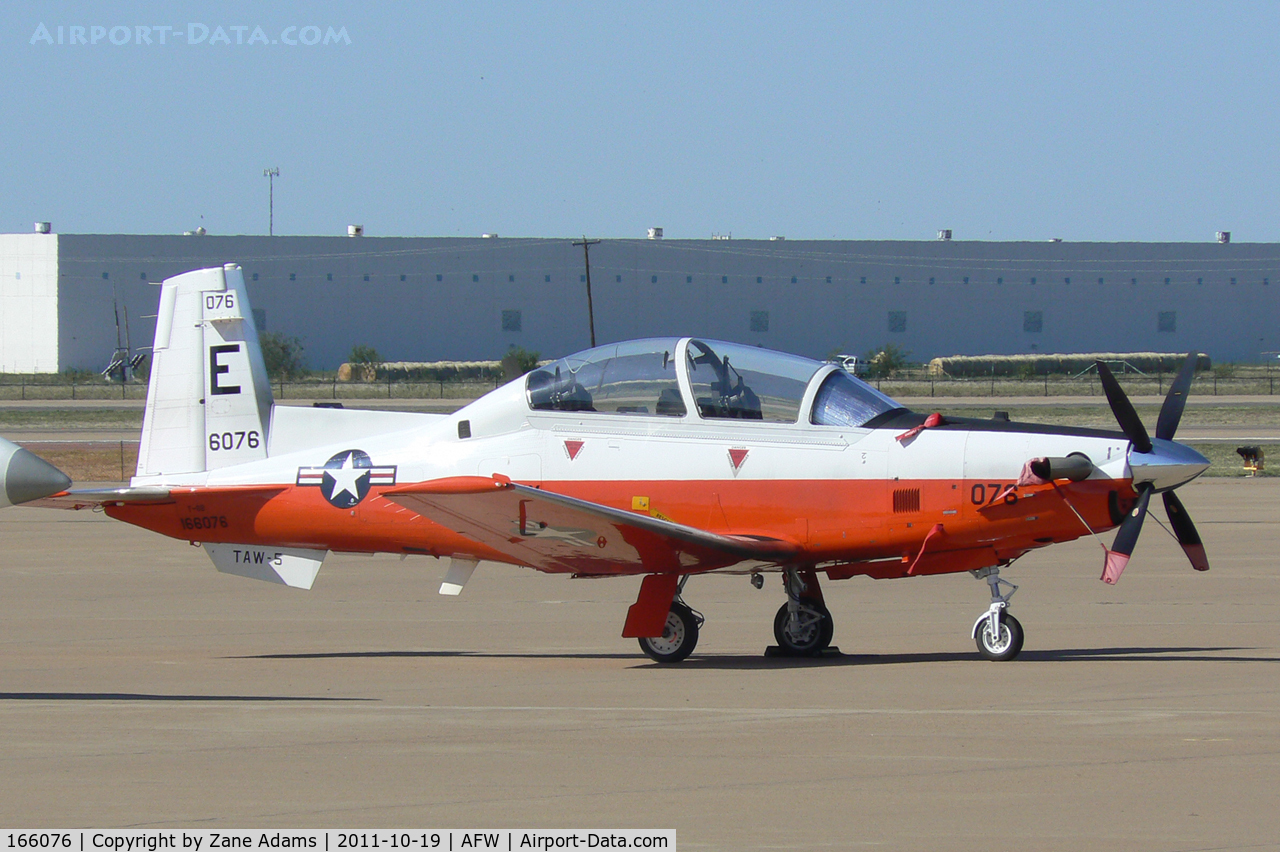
[136,264,273,477]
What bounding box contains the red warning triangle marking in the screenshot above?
[728,448,749,470]
[565,440,585,461]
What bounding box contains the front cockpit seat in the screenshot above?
[656,388,687,416]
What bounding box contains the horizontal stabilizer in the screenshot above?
[27,484,285,511]
[25,486,172,510]
[386,476,800,575]
[204,543,328,589]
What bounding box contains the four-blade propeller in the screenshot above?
[1095,353,1210,583]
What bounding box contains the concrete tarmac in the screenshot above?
[0,477,1277,850]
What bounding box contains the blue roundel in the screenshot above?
[321,449,373,508]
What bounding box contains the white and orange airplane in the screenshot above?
[11,264,1212,662]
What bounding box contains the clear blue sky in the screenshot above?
[6,2,1279,242]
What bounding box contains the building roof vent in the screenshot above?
[348,224,364,237]
[1217,230,1231,244]
[937,229,952,241]
[647,227,663,240]
[34,222,51,234]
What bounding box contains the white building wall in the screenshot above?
[0,234,59,372]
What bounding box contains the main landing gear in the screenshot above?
[770,568,835,656]
[970,566,1023,661]
[637,576,704,663]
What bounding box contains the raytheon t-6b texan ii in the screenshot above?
[26,265,1212,662]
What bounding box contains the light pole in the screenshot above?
[263,167,280,235]
[573,236,601,347]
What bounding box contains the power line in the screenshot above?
[572,236,601,347]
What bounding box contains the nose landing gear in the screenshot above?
[970,566,1023,661]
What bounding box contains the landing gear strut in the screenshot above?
[638,576,704,663]
[772,568,835,655]
[970,566,1023,661]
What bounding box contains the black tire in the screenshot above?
[773,598,834,655]
[638,602,700,663]
[975,612,1024,661]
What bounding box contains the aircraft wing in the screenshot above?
[385,476,802,575]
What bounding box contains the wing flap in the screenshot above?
[385,476,801,575]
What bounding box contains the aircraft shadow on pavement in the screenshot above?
[0,692,373,702]
[662,645,1277,670]
[236,650,642,660]
[231,646,1277,668]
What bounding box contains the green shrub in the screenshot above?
[501,346,541,381]
[260,332,309,381]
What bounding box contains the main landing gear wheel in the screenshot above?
[773,598,834,655]
[638,602,700,663]
[975,611,1023,661]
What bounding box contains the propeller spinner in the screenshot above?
[1095,353,1210,583]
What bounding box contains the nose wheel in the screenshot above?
[975,610,1023,660]
[970,566,1023,661]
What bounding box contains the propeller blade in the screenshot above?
[1163,490,1210,572]
[1102,486,1151,584]
[1155,352,1199,441]
[1095,360,1152,453]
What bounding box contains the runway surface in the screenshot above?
[0,478,1277,850]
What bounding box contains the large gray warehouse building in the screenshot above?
[2,231,1277,372]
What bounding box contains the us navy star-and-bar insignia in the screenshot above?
[297,449,397,509]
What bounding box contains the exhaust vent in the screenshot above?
[893,488,921,513]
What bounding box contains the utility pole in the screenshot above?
[263,167,280,235]
[573,236,601,347]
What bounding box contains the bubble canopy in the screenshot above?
[526,338,904,427]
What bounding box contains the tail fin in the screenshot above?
[136,264,273,478]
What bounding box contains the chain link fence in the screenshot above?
[1,370,1277,402]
